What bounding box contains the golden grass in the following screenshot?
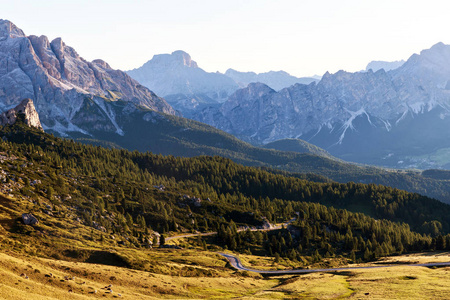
[0,251,276,299]
[376,252,450,264]
[0,249,449,299]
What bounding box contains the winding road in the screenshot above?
[164,218,450,274]
[219,252,450,275]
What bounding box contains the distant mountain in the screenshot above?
[126,51,319,116]
[224,68,318,91]
[195,43,450,169]
[126,51,239,102]
[0,19,175,137]
[365,60,405,72]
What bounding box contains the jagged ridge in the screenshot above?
[0,19,176,136]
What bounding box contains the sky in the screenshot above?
[2,0,450,77]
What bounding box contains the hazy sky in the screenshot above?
[2,0,450,77]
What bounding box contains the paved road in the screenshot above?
[219,252,450,275]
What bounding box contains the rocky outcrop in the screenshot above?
[0,99,42,130]
[0,19,176,137]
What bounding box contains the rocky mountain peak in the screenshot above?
[0,20,176,136]
[0,99,43,130]
[171,50,198,68]
[426,41,446,52]
[144,50,199,69]
[225,68,257,77]
[0,19,26,40]
[92,59,112,70]
[392,42,450,89]
[414,42,450,63]
[127,50,238,99]
[244,82,275,95]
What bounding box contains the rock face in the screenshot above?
[224,69,318,91]
[195,43,450,169]
[0,99,43,130]
[0,19,176,136]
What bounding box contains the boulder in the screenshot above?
[22,213,38,225]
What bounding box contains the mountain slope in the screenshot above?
[64,103,450,203]
[0,121,449,300]
[0,19,175,137]
[3,120,450,235]
[263,138,333,159]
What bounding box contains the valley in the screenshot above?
[0,117,448,298]
[0,11,450,299]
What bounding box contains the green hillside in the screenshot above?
[4,119,450,237]
[64,106,450,203]
[263,138,334,158]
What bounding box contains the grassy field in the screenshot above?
[0,249,449,299]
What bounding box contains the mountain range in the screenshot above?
[3,20,450,203]
[126,51,319,116]
[194,43,450,169]
[224,68,318,90]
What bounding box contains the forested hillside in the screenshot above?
[74,109,450,204]
[0,119,449,266]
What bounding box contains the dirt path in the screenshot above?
[164,217,297,243]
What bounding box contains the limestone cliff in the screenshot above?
[0,99,43,130]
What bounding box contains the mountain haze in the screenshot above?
[224,68,318,90]
[365,60,405,72]
[127,51,239,101]
[195,43,450,169]
[126,51,318,116]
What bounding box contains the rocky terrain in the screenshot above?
[0,19,175,137]
[0,98,42,130]
[195,43,450,169]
